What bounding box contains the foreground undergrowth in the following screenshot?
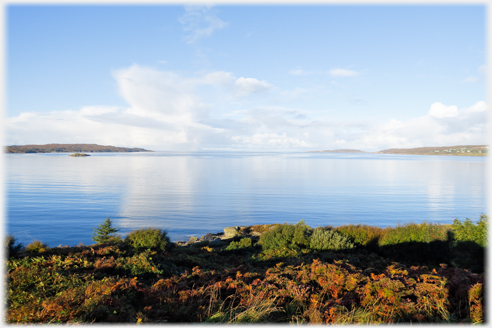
[5,216,486,324]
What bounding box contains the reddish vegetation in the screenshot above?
[7,218,485,323]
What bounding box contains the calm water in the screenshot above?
[5,152,488,247]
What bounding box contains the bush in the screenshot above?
[125,228,171,252]
[378,222,450,246]
[92,217,120,244]
[6,235,24,258]
[226,237,253,250]
[335,224,385,246]
[25,240,48,254]
[309,228,355,251]
[451,215,487,247]
[116,249,163,275]
[259,220,312,251]
[449,215,487,272]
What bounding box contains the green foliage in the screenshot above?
[125,228,171,252]
[256,247,301,260]
[449,215,486,271]
[92,217,120,244]
[451,215,487,247]
[309,228,355,251]
[226,237,253,251]
[7,220,486,324]
[259,220,312,252]
[25,240,48,254]
[335,224,385,246]
[6,235,24,257]
[116,249,163,275]
[378,222,450,246]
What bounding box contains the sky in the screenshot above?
[4,3,488,152]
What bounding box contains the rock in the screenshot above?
[223,226,239,238]
[186,236,198,245]
[208,238,225,247]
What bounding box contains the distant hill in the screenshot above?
[307,149,366,153]
[5,143,153,153]
[376,145,487,156]
[307,145,488,156]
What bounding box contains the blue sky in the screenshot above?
[5,4,487,151]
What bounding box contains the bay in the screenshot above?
[5,151,487,247]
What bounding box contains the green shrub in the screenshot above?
[449,215,487,272]
[309,228,355,251]
[256,247,300,260]
[451,215,487,247]
[335,224,385,246]
[6,235,24,258]
[92,217,120,244]
[116,249,163,275]
[25,240,49,254]
[378,222,450,246]
[226,237,253,251]
[259,220,312,251]
[125,228,171,252]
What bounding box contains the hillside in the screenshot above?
[5,143,153,153]
[308,145,487,156]
[376,145,487,156]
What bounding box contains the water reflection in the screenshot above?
[6,152,487,246]
[117,155,196,230]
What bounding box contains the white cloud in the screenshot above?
[329,68,359,77]
[428,102,459,118]
[351,101,488,150]
[231,133,313,148]
[5,64,488,152]
[234,77,273,96]
[178,5,228,44]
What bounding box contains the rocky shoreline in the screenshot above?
[174,224,280,247]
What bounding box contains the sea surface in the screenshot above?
[5,151,488,247]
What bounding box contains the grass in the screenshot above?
[6,216,486,324]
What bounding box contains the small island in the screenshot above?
[5,143,153,153]
[69,153,90,157]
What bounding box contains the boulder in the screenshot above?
[200,233,217,241]
[223,226,239,238]
[185,236,198,245]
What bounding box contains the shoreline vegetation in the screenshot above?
[6,215,486,324]
[5,143,153,153]
[307,144,488,156]
[3,143,489,156]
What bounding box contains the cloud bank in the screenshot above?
[5,65,488,152]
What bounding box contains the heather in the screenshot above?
[6,216,486,324]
